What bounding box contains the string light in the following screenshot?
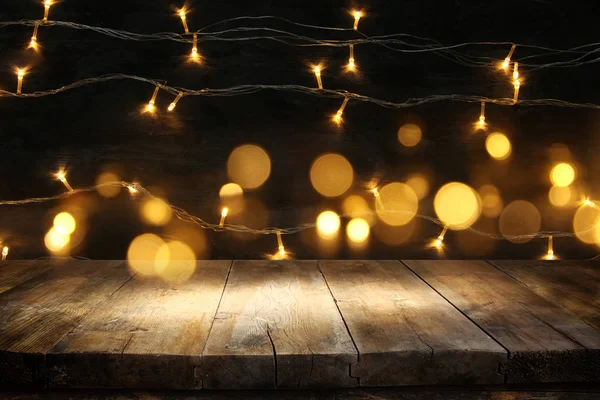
[371,188,385,210]
[513,62,519,81]
[29,21,40,50]
[352,10,363,30]
[542,235,556,260]
[168,92,183,111]
[1,246,8,261]
[513,78,521,103]
[190,33,200,62]
[56,170,74,192]
[276,230,286,256]
[313,65,323,89]
[145,85,160,113]
[16,68,25,95]
[43,0,53,22]
[477,101,486,129]
[501,44,517,71]
[347,44,356,71]
[332,97,349,124]
[433,225,449,248]
[219,207,228,227]
[177,7,189,33]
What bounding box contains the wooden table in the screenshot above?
[0,260,598,390]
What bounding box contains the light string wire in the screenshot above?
[2,18,600,69]
[0,181,584,242]
[4,73,600,111]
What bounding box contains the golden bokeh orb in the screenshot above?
[310,153,354,198]
[434,182,481,229]
[227,144,271,189]
[96,172,121,198]
[316,211,341,239]
[550,162,575,187]
[397,124,422,147]
[478,185,503,218]
[375,182,419,226]
[141,198,172,226]
[342,195,375,225]
[499,200,541,243]
[127,233,165,276]
[574,201,600,244]
[53,212,76,235]
[347,218,370,243]
[485,132,511,160]
[548,186,572,207]
[155,240,196,283]
[219,183,244,198]
[45,227,71,253]
[405,173,430,200]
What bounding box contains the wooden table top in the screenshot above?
[0,260,598,390]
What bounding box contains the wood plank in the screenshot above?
[0,260,56,295]
[404,260,600,383]
[199,260,358,389]
[47,260,232,389]
[318,260,506,386]
[491,260,600,330]
[0,260,131,388]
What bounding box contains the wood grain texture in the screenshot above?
[0,260,132,388]
[318,260,506,386]
[47,260,232,389]
[404,260,600,383]
[199,260,358,389]
[0,260,56,295]
[490,260,600,330]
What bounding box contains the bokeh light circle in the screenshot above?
[96,172,121,198]
[316,211,341,239]
[574,201,600,244]
[155,240,196,283]
[375,182,419,226]
[141,198,172,226]
[499,200,541,243]
[549,186,572,207]
[53,212,76,235]
[550,163,575,187]
[219,183,244,198]
[347,218,370,243]
[342,195,375,226]
[405,173,430,200]
[45,227,71,253]
[310,153,354,197]
[434,182,481,230]
[397,124,422,147]
[127,233,164,276]
[478,185,503,218]
[227,144,271,189]
[486,132,511,160]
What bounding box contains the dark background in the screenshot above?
[1,0,599,259]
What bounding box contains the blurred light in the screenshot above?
[550,162,575,187]
[155,240,196,283]
[574,201,600,244]
[227,144,271,189]
[476,101,486,130]
[219,183,244,198]
[374,218,417,246]
[96,172,121,198]
[434,182,481,230]
[499,200,541,243]
[1,246,8,260]
[486,132,511,160]
[342,195,375,225]
[219,207,228,227]
[405,173,430,200]
[316,211,341,239]
[45,227,70,253]
[53,212,76,235]
[347,218,369,243]
[55,169,74,192]
[310,153,354,197]
[127,233,164,276]
[43,0,52,21]
[375,182,419,226]
[141,198,172,226]
[549,186,572,207]
[479,184,503,218]
[397,124,422,147]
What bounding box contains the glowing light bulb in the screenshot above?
[347,44,356,71]
[178,7,189,33]
[190,33,200,61]
[168,92,183,111]
[543,235,556,260]
[276,230,285,256]
[43,0,52,22]
[477,101,486,129]
[55,170,74,192]
[29,22,40,50]
[433,226,449,248]
[219,207,228,227]
[313,66,323,89]
[513,78,521,103]
[352,10,363,30]
[500,44,516,71]
[127,183,139,195]
[584,198,596,207]
[1,246,8,260]
[146,85,160,113]
[513,62,519,81]
[332,97,349,125]
[372,187,385,210]
[16,68,25,95]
